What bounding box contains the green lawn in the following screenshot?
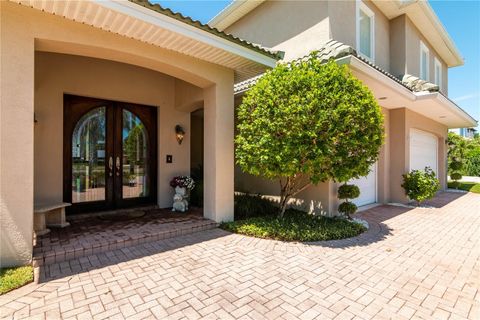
[448,181,480,194]
[221,209,366,242]
[0,266,33,295]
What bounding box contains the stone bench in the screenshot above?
[34,203,71,236]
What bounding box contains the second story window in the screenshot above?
[357,1,375,62]
[420,41,429,81]
[434,57,442,90]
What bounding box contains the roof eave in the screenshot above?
[119,0,279,66]
[209,0,266,31]
[417,0,464,67]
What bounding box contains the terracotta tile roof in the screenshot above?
[234,39,440,94]
[129,0,283,60]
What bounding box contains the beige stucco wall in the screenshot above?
[34,52,192,209]
[235,166,332,216]
[0,1,35,268]
[226,1,390,70]
[389,15,407,78]
[405,17,448,94]
[226,1,450,93]
[389,108,448,203]
[225,1,330,61]
[1,2,236,266]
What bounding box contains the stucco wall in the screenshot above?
[405,17,448,94]
[1,1,236,266]
[226,1,390,70]
[389,15,407,78]
[0,1,35,267]
[225,1,330,61]
[332,0,390,71]
[34,52,192,209]
[235,166,332,216]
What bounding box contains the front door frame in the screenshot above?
[63,94,157,214]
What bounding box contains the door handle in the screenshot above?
[116,156,121,176]
[108,156,113,177]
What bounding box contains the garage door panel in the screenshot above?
[410,129,438,176]
[349,164,377,207]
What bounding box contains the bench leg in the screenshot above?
[34,212,50,236]
[46,208,70,228]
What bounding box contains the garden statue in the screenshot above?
[170,176,195,212]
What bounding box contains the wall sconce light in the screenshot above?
[175,125,185,145]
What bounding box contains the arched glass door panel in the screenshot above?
[122,110,149,199]
[71,107,106,203]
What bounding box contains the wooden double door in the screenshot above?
[64,95,157,214]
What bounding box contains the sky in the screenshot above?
[155,0,480,128]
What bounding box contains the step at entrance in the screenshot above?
[33,208,216,267]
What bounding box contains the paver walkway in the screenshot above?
[1,192,479,319]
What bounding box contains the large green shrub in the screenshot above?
[448,132,480,177]
[236,55,384,217]
[401,167,440,204]
[465,146,480,176]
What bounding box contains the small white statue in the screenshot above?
[172,187,188,212]
[170,176,195,213]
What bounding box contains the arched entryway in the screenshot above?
[63,95,157,214]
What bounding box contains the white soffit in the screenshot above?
[12,0,278,82]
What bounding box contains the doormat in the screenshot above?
[97,211,146,221]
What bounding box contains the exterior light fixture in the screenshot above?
[175,125,185,145]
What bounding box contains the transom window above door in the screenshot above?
[357,1,375,62]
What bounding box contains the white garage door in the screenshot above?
[410,129,438,176]
[349,164,377,207]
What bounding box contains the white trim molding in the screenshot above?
[434,57,442,91]
[420,41,430,81]
[356,1,375,63]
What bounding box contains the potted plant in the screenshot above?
[169,176,195,212]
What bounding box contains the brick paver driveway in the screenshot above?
[1,192,479,319]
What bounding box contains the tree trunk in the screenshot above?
[278,176,312,219]
[279,192,290,218]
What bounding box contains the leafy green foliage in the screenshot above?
[338,184,360,200]
[0,266,33,295]
[234,194,278,220]
[449,160,463,172]
[465,155,480,177]
[236,55,384,216]
[338,202,358,216]
[450,172,462,181]
[448,132,480,176]
[337,184,360,218]
[221,209,365,242]
[447,182,480,194]
[401,167,440,204]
